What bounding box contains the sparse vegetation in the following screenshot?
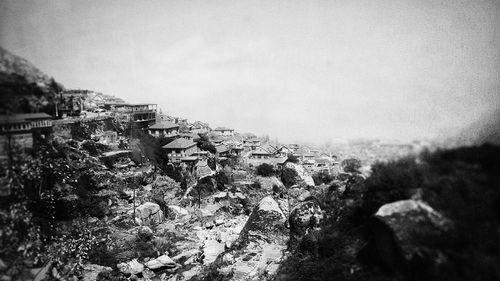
[256,163,276,177]
[281,167,298,187]
[312,170,334,185]
[277,144,500,281]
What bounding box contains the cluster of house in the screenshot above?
[148,116,340,173]
[0,113,53,157]
[0,96,339,175]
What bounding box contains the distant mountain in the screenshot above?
[0,47,64,114]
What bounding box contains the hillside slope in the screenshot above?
[453,110,500,146]
[0,47,63,114]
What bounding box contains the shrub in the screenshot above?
[287,155,300,163]
[197,135,217,154]
[250,180,261,189]
[215,171,230,190]
[341,158,362,173]
[278,145,500,281]
[148,175,180,213]
[256,163,275,177]
[281,167,298,187]
[81,140,99,156]
[312,170,334,185]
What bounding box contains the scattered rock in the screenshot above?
[289,201,323,239]
[285,163,315,186]
[82,264,112,281]
[142,268,156,279]
[156,222,176,233]
[297,190,311,202]
[214,218,224,226]
[144,254,177,270]
[257,176,285,191]
[143,184,152,192]
[172,249,201,264]
[239,196,288,245]
[137,226,153,241]
[213,191,227,201]
[168,205,189,217]
[203,239,225,264]
[229,192,246,200]
[0,259,6,271]
[117,259,144,276]
[136,202,164,226]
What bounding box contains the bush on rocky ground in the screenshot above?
[215,171,231,190]
[341,158,362,173]
[147,175,181,213]
[256,163,276,177]
[281,167,298,187]
[312,170,334,185]
[276,144,500,281]
[0,139,115,279]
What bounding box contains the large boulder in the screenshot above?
[203,196,289,280]
[168,205,190,218]
[289,201,324,239]
[203,239,225,264]
[285,162,315,187]
[117,259,144,276]
[135,202,164,226]
[257,176,285,191]
[238,196,288,245]
[359,199,454,276]
[144,254,177,270]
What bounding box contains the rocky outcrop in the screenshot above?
[117,259,144,276]
[285,162,315,187]
[359,199,454,275]
[168,205,190,218]
[200,196,289,281]
[289,201,324,239]
[238,196,288,245]
[135,202,164,226]
[256,176,285,191]
[144,255,177,270]
[82,264,112,281]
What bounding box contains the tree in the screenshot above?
[128,122,169,172]
[215,171,230,190]
[287,155,300,164]
[0,139,109,279]
[312,170,334,185]
[256,163,276,177]
[197,134,217,154]
[341,158,362,173]
[281,167,298,187]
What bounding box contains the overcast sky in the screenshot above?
[1,0,499,143]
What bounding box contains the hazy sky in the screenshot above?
[1,0,499,143]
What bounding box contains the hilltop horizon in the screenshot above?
[1,45,498,147]
[2,0,498,144]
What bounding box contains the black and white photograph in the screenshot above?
[0,0,499,280]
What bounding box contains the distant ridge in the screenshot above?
[0,47,63,114]
[0,47,54,85]
[452,110,500,146]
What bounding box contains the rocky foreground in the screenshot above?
[2,138,500,281]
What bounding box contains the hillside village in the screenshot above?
[0,88,427,174]
[1,47,499,281]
